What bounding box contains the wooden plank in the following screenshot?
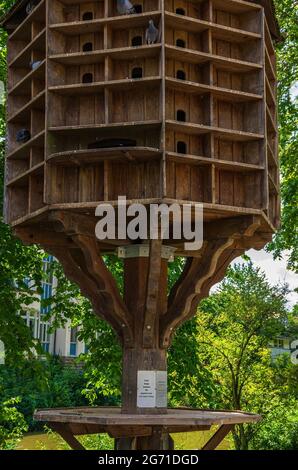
[165,45,263,72]
[165,77,262,102]
[165,11,262,42]
[50,11,162,35]
[201,424,235,451]
[49,44,161,65]
[34,406,261,427]
[166,120,263,141]
[143,239,163,348]
[49,423,85,451]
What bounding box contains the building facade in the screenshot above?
[22,256,86,359]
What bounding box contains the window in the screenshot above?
[176,70,186,80]
[69,327,78,357]
[177,109,186,122]
[273,339,284,348]
[39,321,51,353]
[82,42,93,52]
[134,4,143,13]
[131,67,143,79]
[177,141,187,154]
[40,256,53,315]
[22,312,38,338]
[176,8,185,15]
[82,73,93,83]
[82,12,93,21]
[176,38,186,48]
[40,282,52,315]
[131,36,143,47]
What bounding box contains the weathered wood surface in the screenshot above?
[49,423,86,450]
[34,407,261,427]
[3,0,279,231]
[201,424,235,451]
[35,407,259,450]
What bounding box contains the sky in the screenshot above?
[232,249,298,308]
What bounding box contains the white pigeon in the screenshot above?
[145,20,160,45]
[117,0,136,15]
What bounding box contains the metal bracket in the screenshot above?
[117,244,176,261]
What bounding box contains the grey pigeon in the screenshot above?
[30,60,42,70]
[117,0,136,15]
[145,20,160,45]
[26,1,38,15]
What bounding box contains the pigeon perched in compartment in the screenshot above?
[145,20,160,45]
[16,129,31,144]
[29,60,42,70]
[117,0,136,15]
[26,0,38,15]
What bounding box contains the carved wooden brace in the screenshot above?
[160,216,264,347]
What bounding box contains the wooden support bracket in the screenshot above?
[49,423,86,451]
[160,216,264,347]
[201,424,235,451]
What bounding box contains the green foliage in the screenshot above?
[0,223,46,363]
[250,403,298,450]
[0,357,91,431]
[268,0,298,271]
[0,395,28,450]
[0,1,47,363]
[169,262,296,450]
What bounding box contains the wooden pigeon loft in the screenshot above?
[2,0,280,450]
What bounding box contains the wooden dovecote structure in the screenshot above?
[2,0,280,233]
[2,0,281,450]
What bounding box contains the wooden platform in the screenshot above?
[34,407,261,450]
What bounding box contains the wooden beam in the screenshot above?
[45,211,134,345]
[201,424,235,451]
[49,211,97,236]
[161,238,236,348]
[49,423,86,451]
[14,228,75,248]
[74,234,133,333]
[143,239,163,348]
[45,245,124,338]
[161,217,263,347]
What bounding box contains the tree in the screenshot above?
[268,0,298,271]
[0,1,48,363]
[0,394,28,449]
[173,263,293,450]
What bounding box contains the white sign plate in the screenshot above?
[137,370,168,408]
[137,371,156,408]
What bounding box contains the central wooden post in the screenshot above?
[122,248,169,414]
[117,244,173,449]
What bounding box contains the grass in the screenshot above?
[17,428,232,450]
